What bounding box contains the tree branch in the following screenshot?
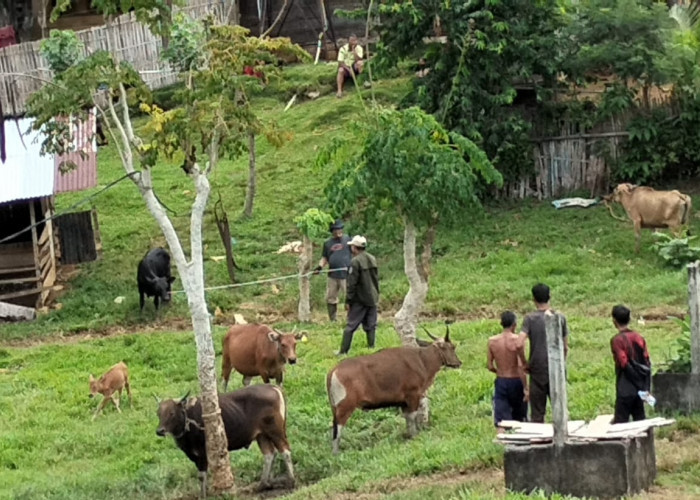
[261,0,289,38]
[107,92,135,175]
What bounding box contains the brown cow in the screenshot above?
[326,324,462,454]
[610,183,692,252]
[221,324,307,390]
[155,385,294,498]
[89,361,132,420]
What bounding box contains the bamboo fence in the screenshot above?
[0,0,225,117]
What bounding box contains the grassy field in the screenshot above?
[1,64,700,499]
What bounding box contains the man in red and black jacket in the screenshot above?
[610,304,651,423]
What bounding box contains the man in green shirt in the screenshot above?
[336,34,364,98]
[337,235,379,355]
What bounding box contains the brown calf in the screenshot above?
[221,324,306,390]
[89,361,132,420]
[326,324,462,454]
[610,183,692,252]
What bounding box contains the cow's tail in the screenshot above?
[681,194,693,227]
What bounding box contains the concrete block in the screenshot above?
[504,432,656,498]
[653,373,700,414]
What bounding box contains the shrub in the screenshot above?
[650,232,700,269]
[659,316,692,374]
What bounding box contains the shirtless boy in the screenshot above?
[488,311,529,432]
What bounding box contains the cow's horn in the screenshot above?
[180,390,191,403]
[421,326,438,341]
[291,325,298,334]
[153,393,161,403]
[444,321,452,342]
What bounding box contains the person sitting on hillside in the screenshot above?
[336,35,364,98]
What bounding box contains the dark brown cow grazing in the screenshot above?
[221,324,307,390]
[155,385,294,498]
[326,324,462,454]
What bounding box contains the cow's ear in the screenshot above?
[168,276,176,284]
[89,374,94,381]
[294,331,308,342]
[268,331,281,343]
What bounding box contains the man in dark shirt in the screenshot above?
[519,283,569,423]
[314,219,351,321]
[338,235,379,355]
[610,304,651,423]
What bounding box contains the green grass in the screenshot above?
[2,64,700,499]
[2,319,699,500]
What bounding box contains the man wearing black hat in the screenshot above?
[314,219,352,321]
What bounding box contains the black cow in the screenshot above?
[137,248,175,310]
[155,385,295,498]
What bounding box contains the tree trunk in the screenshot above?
[138,167,234,493]
[298,234,312,322]
[393,218,429,346]
[243,132,256,218]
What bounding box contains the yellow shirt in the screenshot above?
[338,43,363,67]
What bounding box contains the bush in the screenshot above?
[650,232,700,268]
[659,316,692,374]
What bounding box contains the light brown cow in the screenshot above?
[89,361,132,420]
[221,324,307,390]
[610,183,692,252]
[326,324,462,454]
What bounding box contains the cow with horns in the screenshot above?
[221,324,308,390]
[326,322,462,454]
[155,385,294,498]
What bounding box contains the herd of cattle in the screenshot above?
[90,321,460,498]
[90,182,692,497]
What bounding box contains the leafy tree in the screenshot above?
[318,107,502,345]
[374,0,565,184]
[25,9,305,494]
[40,30,84,75]
[294,208,334,322]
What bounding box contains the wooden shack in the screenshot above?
[0,114,98,310]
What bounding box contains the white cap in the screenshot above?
[348,235,367,248]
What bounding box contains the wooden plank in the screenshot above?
[0,286,43,301]
[0,276,41,286]
[0,266,36,276]
[546,310,568,449]
[0,301,36,321]
[688,262,700,375]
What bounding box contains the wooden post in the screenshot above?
[28,200,42,308]
[545,309,568,448]
[687,262,700,375]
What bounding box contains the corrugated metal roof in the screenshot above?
[0,117,55,205]
[54,112,98,194]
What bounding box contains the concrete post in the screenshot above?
[687,262,700,375]
[545,310,568,448]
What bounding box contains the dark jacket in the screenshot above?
[345,251,379,307]
[611,330,651,397]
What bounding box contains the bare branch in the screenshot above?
[107,94,135,175]
[0,72,65,88]
[261,0,289,38]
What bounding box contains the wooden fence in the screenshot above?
[0,0,225,117]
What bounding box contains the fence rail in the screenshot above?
[0,0,224,117]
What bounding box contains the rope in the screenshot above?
[170,267,348,295]
[0,171,140,245]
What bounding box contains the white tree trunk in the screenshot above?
[298,234,312,322]
[393,219,429,346]
[243,132,256,218]
[105,94,234,492]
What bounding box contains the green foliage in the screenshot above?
[660,316,692,374]
[560,0,670,86]
[40,30,84,75]
[161,12,206,73]
[319,107,502,230]
[651,232,700,269]
[375,0,565,183]
[294,209,334,240]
